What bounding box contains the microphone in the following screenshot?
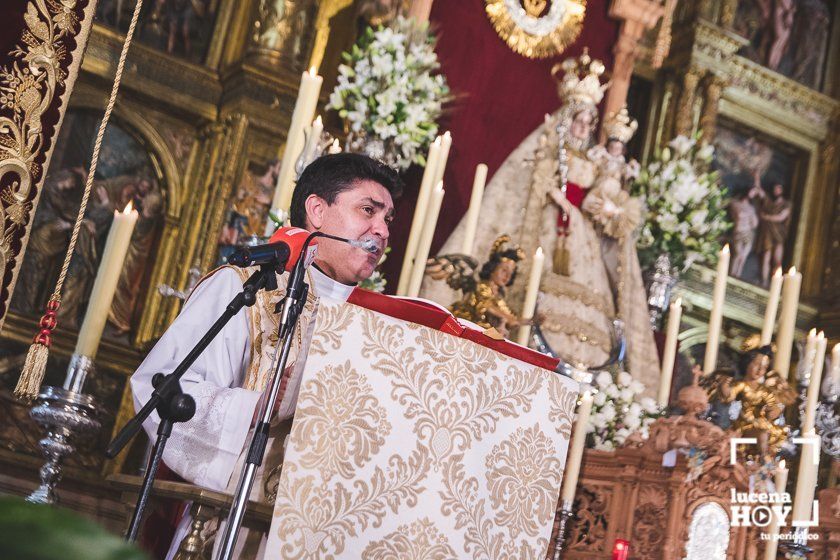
[227,227,311,272]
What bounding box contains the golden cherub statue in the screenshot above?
[425,235,530,337]
[705,337,796,461]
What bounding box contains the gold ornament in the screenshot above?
[485,0,586,59]
[551,48,609,107]
[602,105,639,144]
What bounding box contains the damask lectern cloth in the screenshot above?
[266,298,578,559]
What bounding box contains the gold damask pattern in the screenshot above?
[267,300,578,558]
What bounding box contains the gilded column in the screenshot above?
[699,74,724,143]
[248,0,318,73]
[674,69,701,137]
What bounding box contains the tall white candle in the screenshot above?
[432,131,452,189]
[763,460,788,560]
[460,163,488,255]
[407,181,445,297]
[830,343,840,389]
[301,115,323,165]
[802,332,827,433]
[75,203,139,358]
[516,247,544,346]
[760,267,783,345]
[398,138,442,295]
[270,67,323,217]
[791,432,820,524]
[658,297,682,407]
[775,267,802,379]
[703,245,730,374]
[561,391,593,503]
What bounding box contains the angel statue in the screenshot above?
[420,50,659,392]
[704,340,796,461]
[425,235,529,337]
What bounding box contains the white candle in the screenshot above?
[763,460,788,560]
[830,343,840,389]
[460,163,488,255]
[760,267,783,345]
[302,115,323,165]
[791,432,820,524]
[270,67,323,217]
[516,247,544,346]
[75,202,139,358]
[802,332,826,433]
[658,297,682,407]
[407,0,434,22]
[398,138,441,295]
[407,181,445,297]
[775,267,802,379]
[327,138,341,154]
[561,390,593,503]
[703,245,729,374]
[432,131,452,189]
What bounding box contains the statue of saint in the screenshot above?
[421,51,659,391]
[754,180,791,286]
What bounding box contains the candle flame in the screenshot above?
[779,459,786,470]
[443,130,451,139]
[721,244,730,254]
[773,267,782,278]
[122,200,134,214]
[674,297,683,307]
[535,246,543,258]
[308,65,318,75]
[313,115,322,125]
[788,266,797,274]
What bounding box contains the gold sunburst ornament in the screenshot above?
[485,0,586,59]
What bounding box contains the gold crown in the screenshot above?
[552,48,609,106]
[602,106,638,143]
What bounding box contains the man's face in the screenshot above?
[305,179,394,284]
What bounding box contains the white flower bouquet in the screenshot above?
[328,16,450,170]
[632,133,731,271]
[586,371,661,451]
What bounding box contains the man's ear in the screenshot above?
[304,194,326,230]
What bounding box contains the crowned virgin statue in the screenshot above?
[420,51,659,391]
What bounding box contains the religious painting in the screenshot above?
[10,109,166,343]
[216,158,280,264]
[95,0,221,64]
[713,121,805,287]
[733,0,833,90]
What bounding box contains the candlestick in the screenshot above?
[561,390,593,503]
[658,297,682,407]
[791,432,820,524]
[74,203,139,358]
[397,137,442,295]
[407,181,444,297]
[516,247,544,346]
[762,460,789,560]
[802,332,827,433]
[270,67,323,218]
[460,163,488,255]
[775,267,802,379]
[703,245,729,374]
[760,267,783,345]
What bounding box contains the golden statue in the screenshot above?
[425,235,529,337]
[705,340,796,460]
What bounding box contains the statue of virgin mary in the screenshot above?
[420,51,660,391]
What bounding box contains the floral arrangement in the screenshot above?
[586,371,661,451]
[632,133,731,271]
[328,16,449,170]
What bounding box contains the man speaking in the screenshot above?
[130,153,402,558]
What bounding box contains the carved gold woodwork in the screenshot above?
[699,74,724,143]
[484,0,587,59]
[674,69,701,136]
[249,0,318,72]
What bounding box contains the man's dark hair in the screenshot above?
[289,153,403,228]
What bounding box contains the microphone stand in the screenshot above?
[215,234,316,560]
[105,261,282,543]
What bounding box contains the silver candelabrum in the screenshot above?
[646,253,678,330]
[551,498,575,560]
[27,354,100,504]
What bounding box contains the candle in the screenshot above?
[432,131,452,189]
[397,138,441,295]
[561,390,593,503]
[802,331,826,433]
[407,181,445,297]
[760,268,783,345]
[270,67,323,219]
[74,202,139,358]
[763,460,789,560]
[831,343,840,389]
[327,138,341,154]
[703,245,729,374]
[407,0,433,22]
[775,267,802,378]
[302,115,324,165]
[658,297,682,407]
[460,163,488,255]
[801,328,817,381]
[791,432,820,524]
[516,247,544,346]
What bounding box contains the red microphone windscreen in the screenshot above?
[268,227,317,272]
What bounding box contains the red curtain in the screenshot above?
[383,0,618,291]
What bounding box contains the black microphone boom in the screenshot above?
[227,242,291,269]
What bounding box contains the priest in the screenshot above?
[129,153,401,558]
